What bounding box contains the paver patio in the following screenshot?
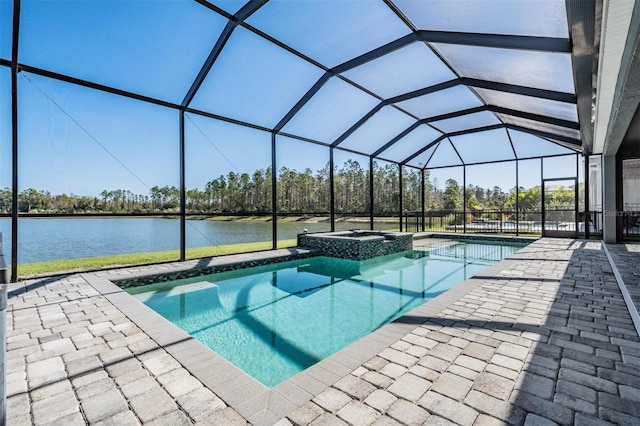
[5,238,640,425]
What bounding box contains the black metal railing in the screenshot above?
[466,210,522,234]
[407,209,605,239]
[422,210,466,233]
[623,210,640,240]
[416,209,537,234]
[405,211,420,232]
[580,211,603,238]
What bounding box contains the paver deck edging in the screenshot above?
[603,242,640,337]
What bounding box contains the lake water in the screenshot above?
[0,218,372,264]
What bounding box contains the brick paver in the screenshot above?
[283,239,640,425]
[6,272,242,425]
[6,238,640,425]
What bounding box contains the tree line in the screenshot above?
[431,178,577,211]
[0,160,572,215]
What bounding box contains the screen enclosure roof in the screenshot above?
[6,0,597,169]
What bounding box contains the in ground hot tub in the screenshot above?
[297,230,414,260]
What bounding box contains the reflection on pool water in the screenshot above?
[128,239,527,387]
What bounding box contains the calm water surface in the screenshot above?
[0,218,361,264]
[130,241,526,386]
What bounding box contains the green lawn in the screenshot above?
[17,239,297,278]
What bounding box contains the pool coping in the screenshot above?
[83,237,534,425]
[414,231,539,244]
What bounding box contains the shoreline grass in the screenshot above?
[17,239,298,278]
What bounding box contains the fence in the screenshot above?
[623,210,640,240]
[412,209,538,235]
[406,209,607,239]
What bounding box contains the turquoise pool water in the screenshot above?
[128,239,526,387]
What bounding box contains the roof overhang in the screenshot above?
[592,0,640,156]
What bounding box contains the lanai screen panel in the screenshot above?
[509,130,578,159]
[433,44,575,94]
[377,125,441,164]
[334,150,370,219]
[406,145,438,169]
[17,74,182,262]
[427,167,464,210]
[19,0,227,103]
[372,159,400,230]
[18,74,179,200]
[275,136,331,214]
[544,155,578,179]
[338,106,417,155]
[0,0,11,60]
[395,85,483,119]
[0,67,10,190]
[430,111,501,134]
[393,0,568,38]
[341,42,456,99]
[517,158,543,228]
[465,161,516,216]
[427,140,463,169]
[474,88,579,123]
[190,27,324,128]
[579,156,586,212]
[184,113,272,215]
[0,68,10,263]
[403,165,422,212]
[498,114,581,140]
[281,77,380,143]
[450,129,516,164]
[246,0,411,67]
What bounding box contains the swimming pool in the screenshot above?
[127,239,527,387]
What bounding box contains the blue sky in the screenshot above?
[1,0,580,198]
[18,74,180,196]
[18,0,226,103]
[186,113,271,189]
[1,67,10,189]
[0,0,11,60]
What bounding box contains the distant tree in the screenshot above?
[465,185,481,211]
[505,186,541,212]
[550,186,575,207]
[442,179,461,210]
[10,162,552,218]
[239,173,251,211]
[403,168,421,211]
[18,188,49,212]
[372,161,399,214]
[335,159,368,213]
[0,188,12,213]
[74,196,96,212]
